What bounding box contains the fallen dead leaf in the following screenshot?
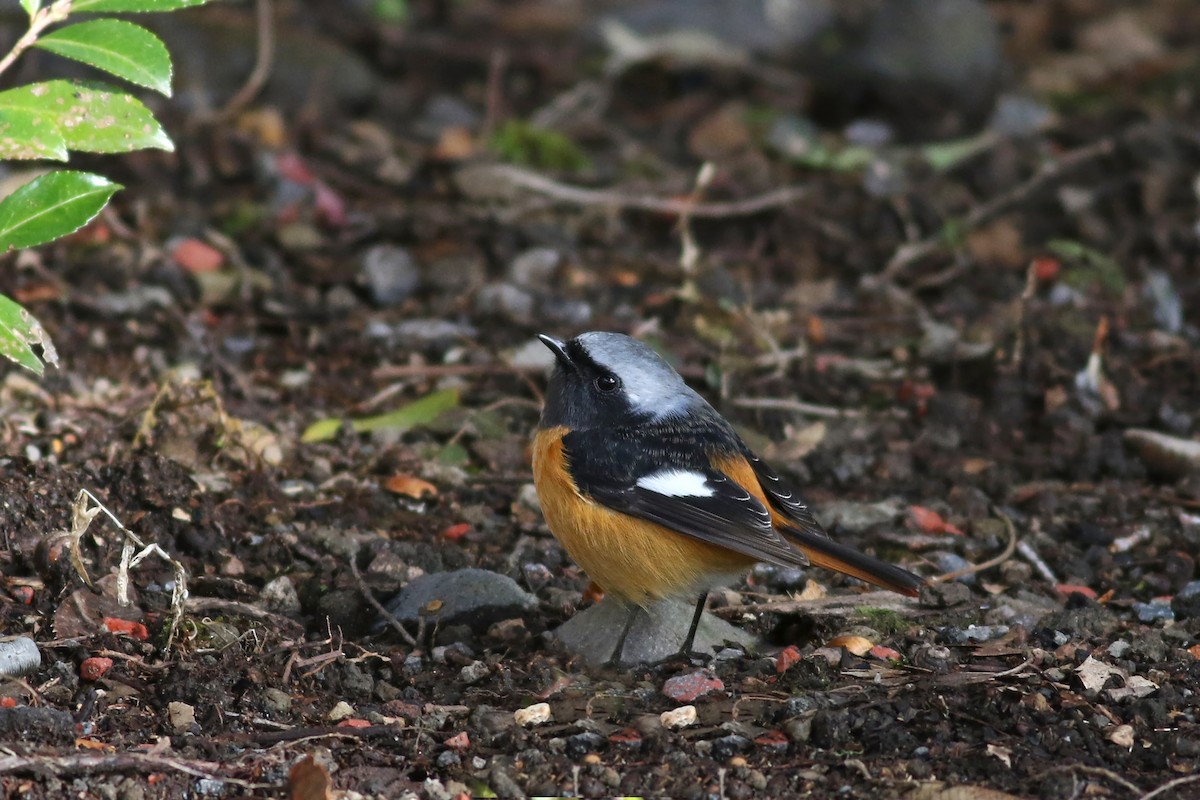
[909,506,965,536]
[828,635,874,656]
[385,475,438,499]
[288,754,333,800]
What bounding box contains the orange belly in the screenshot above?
[531,426,755,606]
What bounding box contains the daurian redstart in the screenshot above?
[532,332,923,662]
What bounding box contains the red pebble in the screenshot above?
[776,646,802,674]
[336,718,371,728]
[870,645,902,661]
[80,657,113,681]
[439,523,471,541]
[1055,584,1098,600]
[444,731,470,750]
[0,697,18,708]
[755,730,790,750]
[609,728,642,746]
[10,586,34,605]
[103,618,150,641]
[662,670,724,703]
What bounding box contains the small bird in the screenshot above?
[531,332,923,664]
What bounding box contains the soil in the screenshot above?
[1,1,1199,798]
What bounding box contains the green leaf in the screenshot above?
[0,294,58,375]
[37,20,173,96]
[0,171,120,251]
[72,0,210,12]
[0,109,68,160]
[0,80,173,154]
[302,388,461,443]
[20,0,41,19]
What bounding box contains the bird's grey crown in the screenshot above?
[575,332,702,419]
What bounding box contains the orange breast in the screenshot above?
[531,426,755,606]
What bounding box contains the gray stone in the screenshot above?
[259,576,301,616]
[361,244,420,306]
[815,499,901,533]
[551,595,758,667]
[1171,580,1200,620]
[508,247,561,287]
[382,569,537,632]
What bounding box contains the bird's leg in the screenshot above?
[680,591,709,656]
[606,603,640,668]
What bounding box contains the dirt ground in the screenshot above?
[1,1,1199,798]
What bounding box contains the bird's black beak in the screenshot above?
[537,334,573,369]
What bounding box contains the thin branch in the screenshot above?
[488,164,807,218]
[0,1,71,79]
[1139,775,1200,800]
[217,0,275,119]
[732,397,875,419]
[349,555,417,647]
[0,753,273,789]
[929,508,1018,584]
[883,136,1120,279]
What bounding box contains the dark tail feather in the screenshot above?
[782,526,923,597]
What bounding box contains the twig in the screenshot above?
[0,753,273,789]
[0,1,71,79]
[349,555,417,647]
[883,136,1119,280]
[1139,775,1200,800]
[488,164,807,218]
[217,0,275,119]
[1016,538,1059,584]
[1012,259,1040,368]
[929,508,1018,584]
[1045,765,1141,797]
[371,362,545,381]
[732,397,873,419]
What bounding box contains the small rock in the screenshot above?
[931,552,976,584]
[475,283,535,323]
[660,705,698,730]
[1107,640,1132,659]
[380,568,537,632]
[1170,580,1200,621]
[663,670,724,703]
[262,688,293,716]
[436,750,461,768]
[513,703,552,727]
[919,581,973,608]
[460,661,490,685]
[1133,599,1175,624]
[945,624,1008,644]
[361,244,420,306]
[508,247,561,287]
[259,576,302,616]
[327,701,355,722]
[816,500,901,533]
[168,701,196,734]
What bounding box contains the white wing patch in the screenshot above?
[636,469,714,497]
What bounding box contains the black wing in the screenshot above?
[562,427,809,569]
[743,451,827,537]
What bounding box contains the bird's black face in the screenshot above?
[538,335,642,430]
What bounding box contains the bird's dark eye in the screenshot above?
[594,374,620,393]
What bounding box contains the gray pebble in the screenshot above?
[361,244,420,306]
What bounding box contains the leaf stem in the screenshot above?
[0,0,73,80]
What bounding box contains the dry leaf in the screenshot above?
[288,754,333,800]
[828,635,874,656]
[385,475,438,498]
